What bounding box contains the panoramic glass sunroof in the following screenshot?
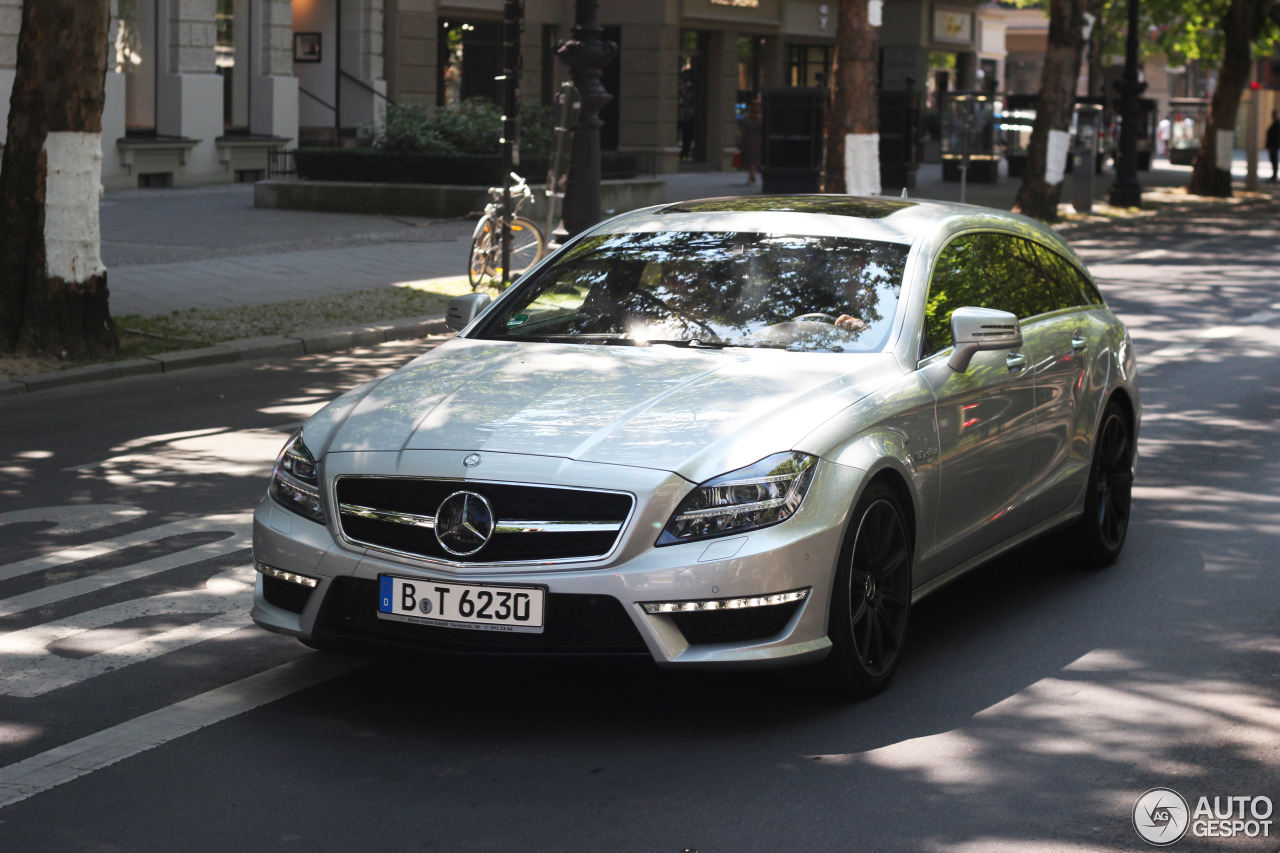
[658,196,917,218]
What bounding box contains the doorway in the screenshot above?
[678,30,709,165]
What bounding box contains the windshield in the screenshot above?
[473,231,909,352]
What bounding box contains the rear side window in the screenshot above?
[1030,243,1105,308]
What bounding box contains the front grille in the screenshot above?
[315,577,649,654]
[262,575,315,614]
[669,601,802,646]
[335,477,633,564]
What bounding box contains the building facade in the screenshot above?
[2,0,1030,187]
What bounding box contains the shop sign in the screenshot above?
[711,0,760,6]
[932,6,974,46]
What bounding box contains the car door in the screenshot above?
[917,232,1039,578]
[1023,241,1110,524]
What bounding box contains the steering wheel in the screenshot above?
[791,312,838,323]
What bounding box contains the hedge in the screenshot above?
[293,149,639,186]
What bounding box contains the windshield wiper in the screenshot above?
[641,339,733,349]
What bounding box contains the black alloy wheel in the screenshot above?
[1075,400,1134,567]
[802,481,913,698]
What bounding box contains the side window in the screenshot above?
[1031,243,1104,309]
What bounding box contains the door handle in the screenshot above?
[1006,352,1027,371]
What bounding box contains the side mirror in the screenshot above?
[947,306,1022,372]
[446,293,492,332]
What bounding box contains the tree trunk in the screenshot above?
[1187,0,1268,197]
[0,0,117,359]
[1012,0,1088,221]
[822,0,879,195]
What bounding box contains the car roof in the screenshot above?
[592,194,1081,263]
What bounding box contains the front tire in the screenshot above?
[804,481,913,698]
[1073,400,1134,567]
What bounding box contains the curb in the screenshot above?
[0,315,451,398]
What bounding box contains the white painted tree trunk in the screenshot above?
[42,131,106,284]
[844,132,881,196]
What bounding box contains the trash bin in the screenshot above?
[761,87,826,194]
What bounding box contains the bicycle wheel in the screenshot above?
[468,217,496,290]
[495,217,545,280]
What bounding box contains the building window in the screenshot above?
[117,0,157,134]
[438,19,503,107]
[788,44,832,88]
[216,0,252,133]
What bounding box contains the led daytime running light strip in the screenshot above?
[673,495,790,521]
[642,588,808,615]
[255,561,318,588]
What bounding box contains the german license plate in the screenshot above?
[377,575,545,634]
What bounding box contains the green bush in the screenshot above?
[365,101,558,162]
[305,101,639,185]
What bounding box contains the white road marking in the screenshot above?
[0,566,257,698]
[0,526,251,618]
[0,653,368,810]
[0,512,251,585]
[0,504,146,535]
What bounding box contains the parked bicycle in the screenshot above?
[468,173,546,290]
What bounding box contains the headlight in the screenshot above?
[657,452,818,545]
[269,432,325,524]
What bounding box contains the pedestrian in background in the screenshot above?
[739,95,764,185]
[1266,111,1280,182]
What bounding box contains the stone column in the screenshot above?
[341,0,387,132]
[0,0,22,148]
[158,0,223,180]
[613,20,679,173]
[704,30,739,172]
[387,0,435,107]
[253,0,299,140]
[100,0,128,185]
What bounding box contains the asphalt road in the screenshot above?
[2,201,1279,852]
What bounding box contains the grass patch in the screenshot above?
[2,276,488,381]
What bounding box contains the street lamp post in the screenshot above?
[1108,0,1145,208]
[555,0,616,238]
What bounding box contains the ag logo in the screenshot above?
[1134,787,1190,846]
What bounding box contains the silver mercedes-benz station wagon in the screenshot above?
[252,196,1139,696]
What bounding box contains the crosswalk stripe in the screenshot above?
[0,505,146,535]
[0,566,256,698]
[0,653,368,810]
[0,512,252,584]
[0,532,250,619]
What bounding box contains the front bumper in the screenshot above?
[251,454,866,668]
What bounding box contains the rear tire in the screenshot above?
[1073,400,1134,567]
[468,218,496,290]
[802,481,913,698]
[503,216,545,279]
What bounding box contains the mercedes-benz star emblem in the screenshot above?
[463,453,482,468]
[434,491,495,556]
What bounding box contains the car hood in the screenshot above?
[306,338,901,482]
